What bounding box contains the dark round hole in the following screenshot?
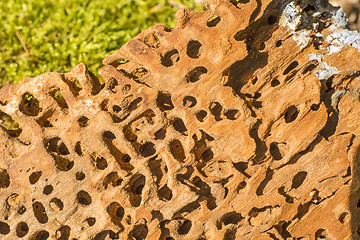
[56,226,71,240]
[284,105,299,123]
[311,104,320,111]
[43,185,53,195]
[252,77,258,85]
[0,221,10,235]
[178,220,192,235]
[112,105,121,113]
[207,15,221,27]
[131,175,145,195]
[86,217,96,227]
[122,154,131,163]
[196,110,207,122]
[183,96,197,108]
[50,198,64,211]
[140,142,156,157]
[34,230,49,240]
[283,61,299,75]
[122,84,131,93]
[135,185,144,195]
[271,79,280,87]
[76,171,85,181]
[267,15,277,25]
[254,92,261,99]
[276,40,282,47]
[154,128,166,140]
[29,171,42,184]
[77,191,92,206]
[78,116,89,127]
[18,205,26,215]
[186,40,202,59]
[16,222,29,238]
[201,148,214,161]
[116,207,124,218]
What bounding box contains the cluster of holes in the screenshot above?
[103,131,134,172]
[197,101,240,122]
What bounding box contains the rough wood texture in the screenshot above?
[1,0,360,239]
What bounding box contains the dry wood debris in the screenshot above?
[1,0,360,239]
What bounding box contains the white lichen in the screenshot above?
[330,7,349,30]
[280,2,301,31]
[308,53,338,80]
[292,30,311,50]
[325,29,360,54]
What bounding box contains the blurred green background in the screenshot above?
[0,0,203,87]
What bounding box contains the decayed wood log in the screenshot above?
[1,0,360,239]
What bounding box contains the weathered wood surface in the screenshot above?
[1,0,360,239]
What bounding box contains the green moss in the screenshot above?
[0,0,203,86]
